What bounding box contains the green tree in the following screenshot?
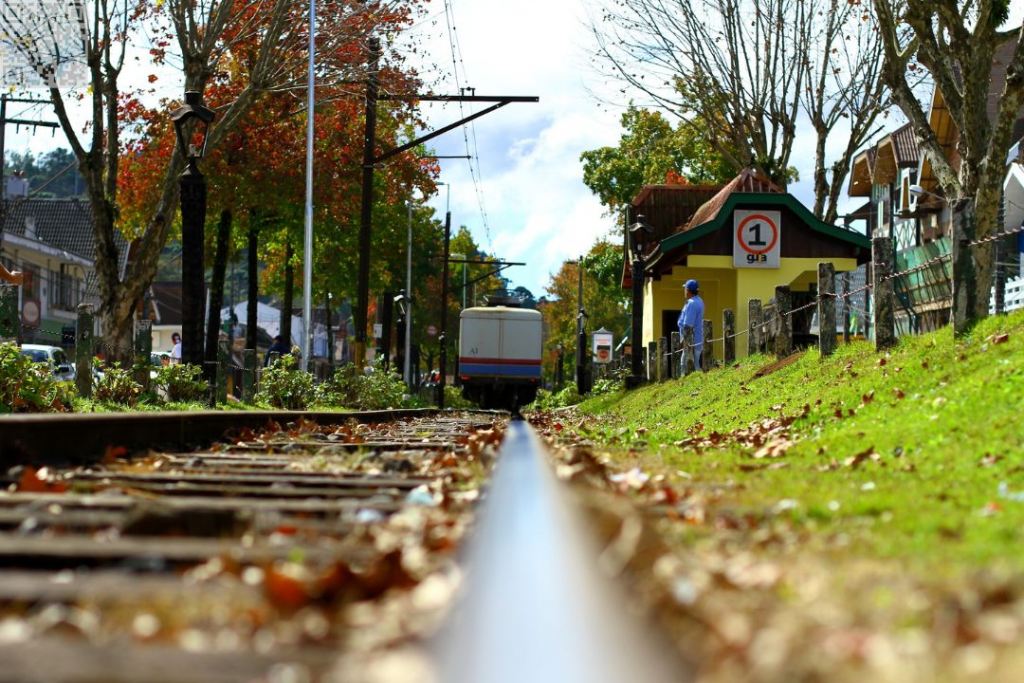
[3,148,85,198]
[580,106,735,220]
[541,240,630,383]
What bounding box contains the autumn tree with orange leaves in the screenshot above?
[2,0,428,360]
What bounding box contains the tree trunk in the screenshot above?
[811,131,829,219]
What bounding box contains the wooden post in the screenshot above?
[133,318,153,391]
[951,198,978,336]
[994,239,1005,315]
[702,320,713,371]
[817,262,836,358]
[723,309,735,364]
[656,336,667,382]
[774,286,792,358]
[670,332,680,379]
[872,235,897,350]
[748,299,762,356]
[216,338,229,403]
[242,349,257,402]
[681,326,695,376]
[0,284,18,342]
[647,341,657,382]
[842,273,851,343]
[75,303,94,398]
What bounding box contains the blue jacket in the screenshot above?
[678,295,704,348]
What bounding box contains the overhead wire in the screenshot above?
[442,0,492,250]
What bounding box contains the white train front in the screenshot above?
[458,305,542,410]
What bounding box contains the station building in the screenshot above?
[624,168,872,360]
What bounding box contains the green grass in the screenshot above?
[574,309,1024,573]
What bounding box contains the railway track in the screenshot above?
[0,410,683,683]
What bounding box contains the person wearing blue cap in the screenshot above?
[677,279,704,374]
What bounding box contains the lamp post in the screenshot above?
[171,91,215,368]
[575,257,589,395]
[394,290,408,382]
[626,214,652,389]
[555,342,564,389]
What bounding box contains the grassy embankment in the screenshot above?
[576,308,1024,572]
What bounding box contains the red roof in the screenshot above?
[682,168,784,231]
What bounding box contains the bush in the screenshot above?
[0,342,75,413]
[530,384,583,411]
[93,363,142,406]
[443,384,474,409]
[591,376,624,396]
[155,363,208,403]
[257,354,315,409]
[316,361,422,410]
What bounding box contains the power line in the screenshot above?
[442,0,492,250]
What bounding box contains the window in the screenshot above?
[51,264,80,310]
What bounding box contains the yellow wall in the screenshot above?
[644,256,859,359]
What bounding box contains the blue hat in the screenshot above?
[685,279,699,293]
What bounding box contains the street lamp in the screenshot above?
[393,290,408,382]
[626,214,653,389]
[171,90,215,368]
[555,342,564,389]
[575,257,589,396]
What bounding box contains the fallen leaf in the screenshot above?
[844,447,879,469]
[102,445,128,463]
[17,466,68,494]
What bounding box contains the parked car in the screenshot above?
[19,344,76,382]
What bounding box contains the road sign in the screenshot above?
[22,299,39,325]
[427,324,437,337]
[592,328,613,364]
[733,210,781,268]
[373,323,383,339]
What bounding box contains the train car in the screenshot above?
[459,304,542,410]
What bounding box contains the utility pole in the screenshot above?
[438,211,452,408]
[301,0,317,370]
[1,94,60,229]
[576,257,588,395]
[404,200,413,386]
[354,36,381,369]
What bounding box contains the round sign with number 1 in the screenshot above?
[733,210,781,268]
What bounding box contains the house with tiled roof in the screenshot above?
[627,168,871,360]
[846,34,1024,331]
[1,197,129,343]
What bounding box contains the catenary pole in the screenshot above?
[301,0,316,370]
[405,201,413,386]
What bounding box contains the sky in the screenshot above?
[402,0,624,298]
[5,1,1023,300]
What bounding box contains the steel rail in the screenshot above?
[433,420,686,683]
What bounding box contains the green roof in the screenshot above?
[657,192,871,255]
